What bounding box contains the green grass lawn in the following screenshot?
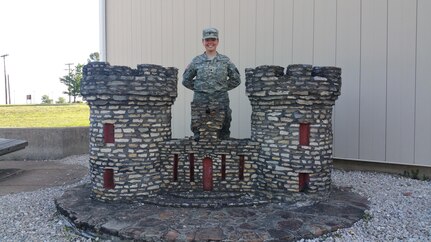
[0,104,90,128]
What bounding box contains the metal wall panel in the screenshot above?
[292,0,314,64]
[224,0,241,137]
[256,0,274,66]
[359,0,387,161]
[121,0,133,67]
[104,0,431,166]
[415,0,431,166]
[182,0,199,137]
[131,0,142,66]
[238,0,256,138]
[386,0,416,164]
[171,0,187,138]
[150,0,163,64]
[105,0,119,63]
[273,0,294,66]
[161,0,174,66]
[333,0,361,159]
[142,0,152,63]
[313,0,336,66]
[196,0,211,40]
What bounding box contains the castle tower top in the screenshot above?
[245,64,341,106]
[81,62,178,103]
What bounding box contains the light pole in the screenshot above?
[1,54,9,104]
[7,74,11,104]
[65,63,73,73]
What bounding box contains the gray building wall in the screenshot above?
[102,0,431,167]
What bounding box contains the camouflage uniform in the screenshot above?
[183,53,241,140]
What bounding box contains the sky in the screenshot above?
[0,0,99,104]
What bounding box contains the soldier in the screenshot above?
[183,27,241,140]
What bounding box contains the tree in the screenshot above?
[56,97,66,104]
[41,95,53,104]
[60,53,99,103]
[60,64,83,103]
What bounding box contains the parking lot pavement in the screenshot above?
[0,160,87,196]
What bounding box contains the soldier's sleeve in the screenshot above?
[182,62,197,90]
[227,60,241,90]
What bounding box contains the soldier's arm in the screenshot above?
[182,63,197,90]
[227,61,241,90]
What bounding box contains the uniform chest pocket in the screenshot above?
[196,62,228,78]
[212,62,228,77]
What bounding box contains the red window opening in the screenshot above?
[173,154,178,181]
[299,173,310,192]
[299,123,310,146]
[203,157,213,191]
[221,154,226,180]
[239,155,245,181]
[189,153,195,182]
[103,123,115,143]
[103,168,115,189]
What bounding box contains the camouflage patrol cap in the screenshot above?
[202,27,219,39]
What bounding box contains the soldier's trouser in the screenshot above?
[192,92,232,140]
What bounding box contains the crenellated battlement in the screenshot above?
[246,64,341,106]
[81,62,178,104]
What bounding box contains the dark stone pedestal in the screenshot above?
[55,184,368,241]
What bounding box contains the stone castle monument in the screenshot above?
[81,62,341,206]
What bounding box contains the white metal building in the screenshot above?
[99,0,431,167]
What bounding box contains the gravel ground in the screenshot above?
[0,155,91,242]
[307,170,431,242]
[0,155,430,241]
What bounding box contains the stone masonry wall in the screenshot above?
[82,62,177,201]
[158,100,259,193]
[246,64,341,196]
[159,139,259,193]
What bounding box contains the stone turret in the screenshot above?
[246,64,341,198]
[81,62,178,201]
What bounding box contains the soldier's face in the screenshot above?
[203,38,219,52]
